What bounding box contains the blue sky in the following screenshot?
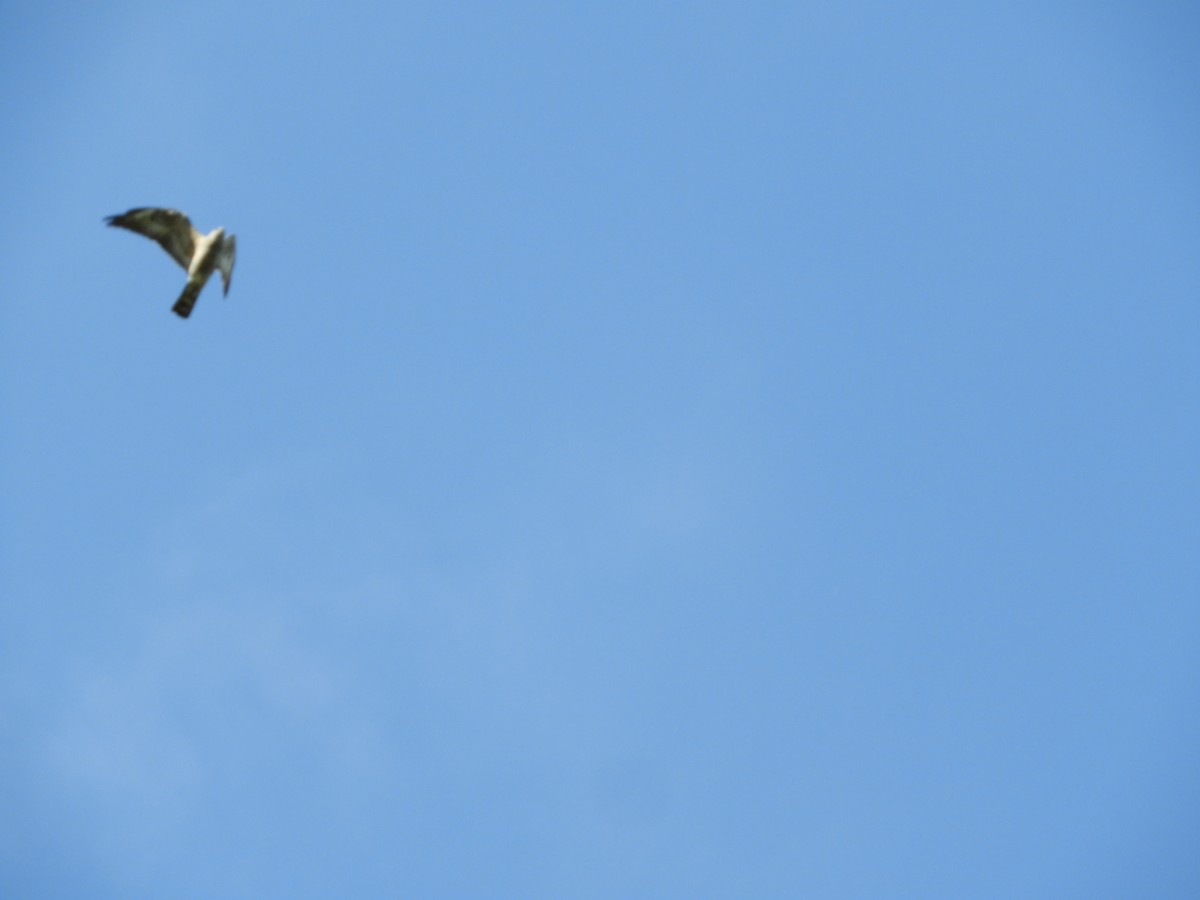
[2,2,1199,897]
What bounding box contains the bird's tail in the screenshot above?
[172,282,201,319]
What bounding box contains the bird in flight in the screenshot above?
[105,207,237,318]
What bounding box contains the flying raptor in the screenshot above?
[105,207,237,318]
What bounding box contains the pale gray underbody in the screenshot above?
[105,207,237,319]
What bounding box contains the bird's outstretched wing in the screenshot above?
[216,234,237,295]
[104,207,198,270]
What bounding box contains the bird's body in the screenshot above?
[105,207,237,318]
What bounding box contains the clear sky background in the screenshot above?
[2,3,1199,897]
